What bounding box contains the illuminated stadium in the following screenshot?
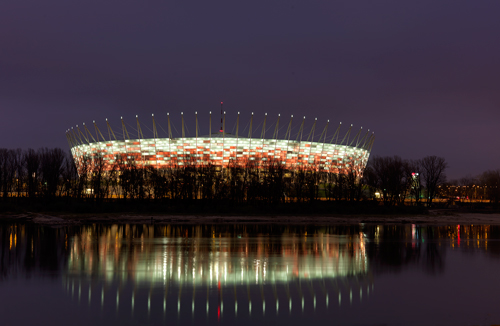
[66,106,374,175]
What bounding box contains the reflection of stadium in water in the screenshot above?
[3,222,499,322]
[64,225,373,318]
[67,225,369,284]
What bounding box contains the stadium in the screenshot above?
[66,107,374,175]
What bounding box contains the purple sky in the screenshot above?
[1,0,500,180]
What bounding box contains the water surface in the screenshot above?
[1,223,499,326]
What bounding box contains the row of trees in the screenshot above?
[2,147,474,208]
[0,147,366,205]
[364,156,500,206]
[66,151,370,204]
[438,170,500,203]
[0,148,69,199]
[363,155,448,206]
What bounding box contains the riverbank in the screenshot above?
[0,198,429,215]
[2,209,500,226]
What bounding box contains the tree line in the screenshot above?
[365,156,500,206]
[363,155,448,206]
[0,148,69,199]
[0,147,366,206]
[438,170,500,203]
[6,147,491,211]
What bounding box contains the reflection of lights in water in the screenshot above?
[68,228,369,288]
[62,225,377,321]
[339,292,341,306]
[39,224,500,323]
[163,254,167,281]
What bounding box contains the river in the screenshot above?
[1,222,499,325]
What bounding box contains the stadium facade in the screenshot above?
[66,110,374,175]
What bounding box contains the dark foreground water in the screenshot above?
[1,222,500,326]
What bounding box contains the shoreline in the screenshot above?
[2,210,500,226]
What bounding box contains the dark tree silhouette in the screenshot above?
[480,170,500,203]
[420,156,447,206]
[365,156,413,206]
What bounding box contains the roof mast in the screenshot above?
[220,101,223,133]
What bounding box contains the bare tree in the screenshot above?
[345,168,363,202]
[0,149,9,199]
[39,148,66,198]
[75,154,92,199]
[365,156,413,206]
[24,148,40,198]
[61,151,78,199]
[292,166,307,202]
[420,156,448,206]
[90,152,109,202]
[13,149,25,198]
[458,175,478,203]
[0,150,17,199]
[480,170,500,203]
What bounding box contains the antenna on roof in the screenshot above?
[220,102,223,132]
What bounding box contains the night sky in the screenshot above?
[1,0,500,180]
